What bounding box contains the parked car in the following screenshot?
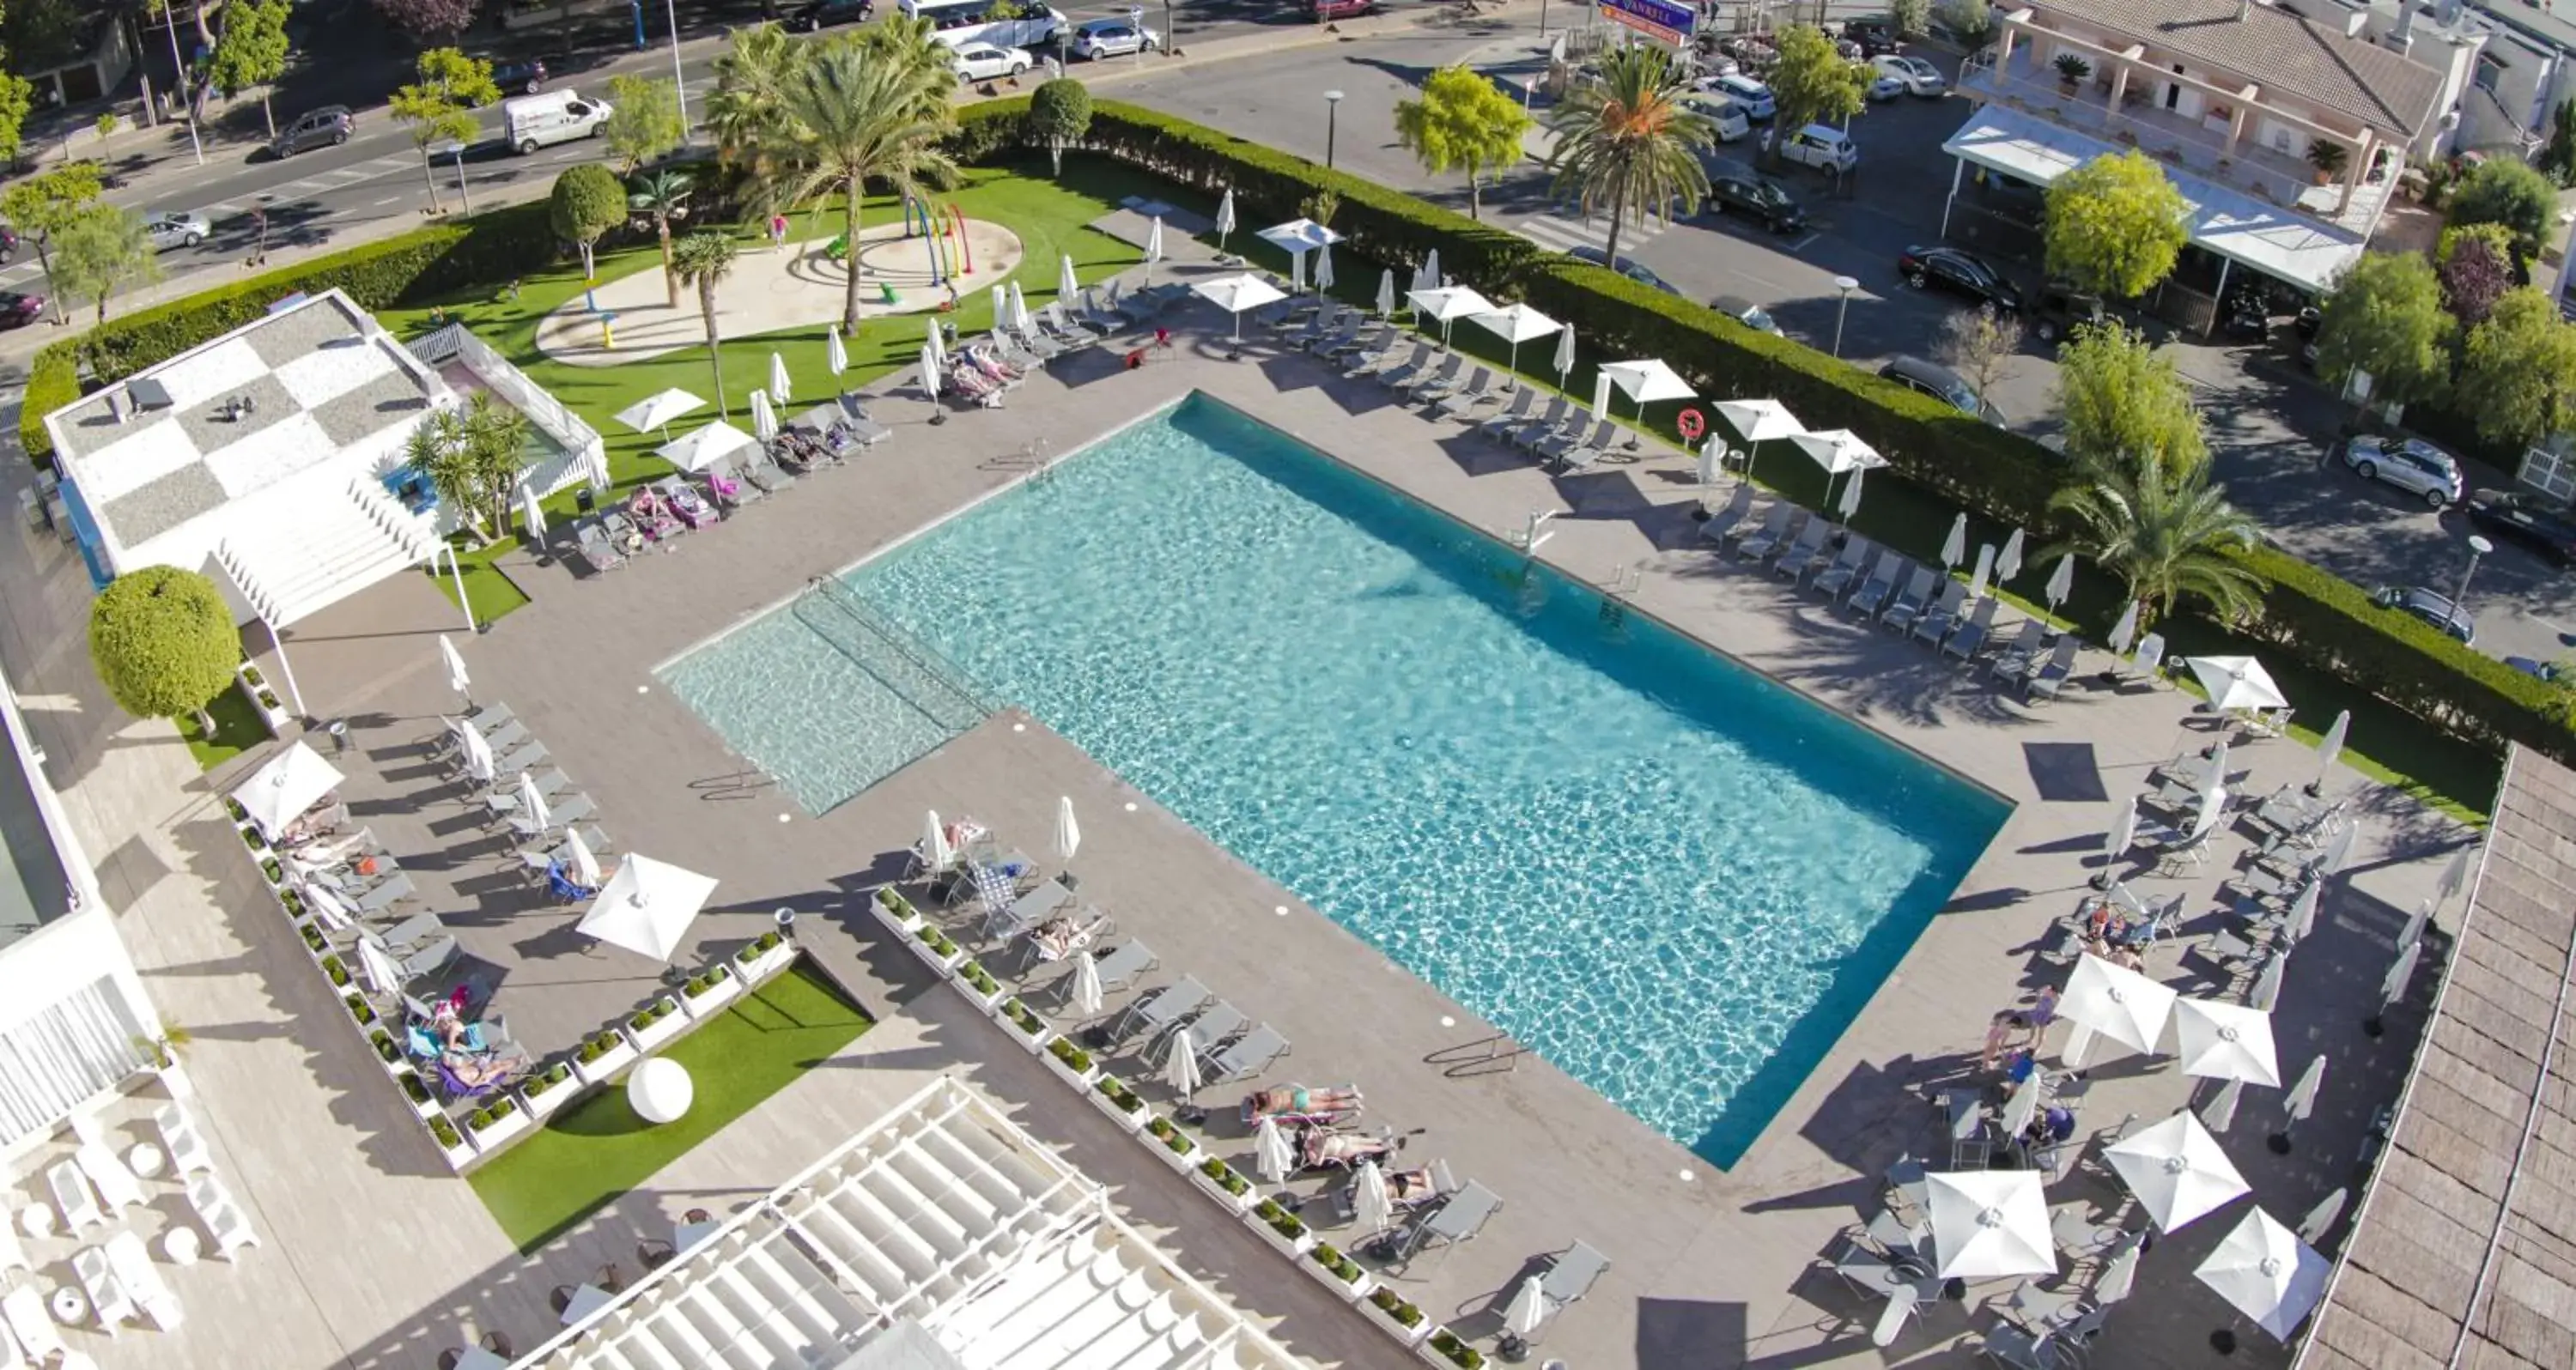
[1773,123,1857,173]
[1866,70,1907,100]
[1567,244,1679,295]
[951,42,1033,80]
[1879,355,2005,426]
[1843,21,1901,54]
[1072,17,1160,58]
[1897,245,2022,312]
[1712,294,1781,335]
[486,57,550,98]
[2372,585,2476,645]
[1700,100,1751,142]
[269,105,353,158]
[1874,54,1946,96]
[0,292,43,327]
[1704,165,1805,232]
[143,211,212,251]
[1713,74,1773,120]
[2465,489,2576,566]
[0,227,20,264]
[2509,656,2561,682]
[785,0,874,31]
[2340,434,2464,508]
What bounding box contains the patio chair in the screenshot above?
[1847,555,1907,617]
[46,1159,101,1235]
[1941,597,2002,663]
[1733,504,1795,561]
[1906,581,1968,646]
[1503,395,1566,448]
[1479,385,1540,438]
[1145,999,1245,1070]
[73,1244,137,1333]
[1771,518,1831,581]
[1198,1022,1288,1084]
[1328,322,1392,360]
[355,871,420,915]
[1103,976,1210,1044]
[1554,418,1625,472]
[2109,631,2165,688]
[1696,486,1759,547]
[1434,369,1500,419]
[1541,1238,1611,1306]
[2025,638,2085,701]
[1878,567,1938,630]
[1810,537,1871,596]
[1303,310,1361,355]
[1400,1179,1504,1263]
[985,877,1072,943]
[1419,360,1480,405]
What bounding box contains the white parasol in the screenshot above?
[578,854,720,963]
[1315,240,1335,292]
[1191,272,1290,343]
[2201,1077,2244,1134]
[2279,1057,2324,1131]
[1468,303,1564,386]
[2318,821,2358,879]
[2102,797,2139,876]
[2195,1209,2330,1342]
[1999,1070,2044,1137]
[1254,1114,1295,1184]
[920,342,943,403]
[456,718,495,784]
[234,741,344,840]
[516,769,552,835]
[1967,544,1995,602]
[2107,600,2140,657]
[1940,512,1968,570]
[1213,188,1236,254]
[827,325,848,377]
[1502,1274,1549,1343]
[519,485,548,540]
[2095,1238,2142,1305]
[1787,427,1886,517]
[2251,951,2287,1012]
[439,634,471,701]
[1255,218,1342,271]
[2105,1109,2250,1233]
[1836,463,1868,520]
[1419,247,1442,290]
[1406,286,1497,347]
[1375,268,1394,319]
[615,387,706,438]
[1011,281,1036,336]
[1054,796,1081,866]
[2379,938,2421,1011]
[1601,359,1695,432]
[1059,252,1080,303]
[922,809,954,873]
[2044,554,2076,615]
[565,827,602,888]
[1353,1159,1397,1238]
[1552,324,1577,390]
[2172,997,2281,1087]
[1145,215,1163,284]
[2295,1188,2348,1246]
[356,937,405,996]
[2397,898,2431,953]
[659,419,760,474]
[2284,879,2323,944]
[2436,845,2474,906]
[2187,656,2289,712]
[304,882,353,930]
[1164,1027,1201,1098]
[2058,953,2177,1067]
[1996,527,2026,583]
[769,352,792,405]
[749,389,778,445]
[1926,1170,2056,1280]
[2313,710,2350,786]
[1714,397,1803,482]
[1072,952,1104,1018]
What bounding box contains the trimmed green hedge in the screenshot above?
[20,200,560,464]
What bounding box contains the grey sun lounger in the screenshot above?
[463,702,515,737]
[1145,999,1245,1068]
[1813,538,1873,597]
[1554,419,1623,471]
[1985,619,2049,680]
[1198,1022,1289,1085]
[1909,581,1969,646]
[1770,518,1829,580]
[1696,485,1757,545]
[1879,567,1939,630]
[1396,354,1463,397]
[1418,360,1479,403]
[1533,412,1599,466]
[1847,555,1906,615]
[1479,385,1539,437]
[1354,338,1425,380]
[355,871,419,915]
[1433,369,1499,418]
[1511,397,1575,451]
[1403,1179,1504,1260]
[985,877,1072,942]
[492,739,549,776]
[1106,976,1210,1043]
[2023,637,2084,700]
[397,933,460,981]
[1541,1239,1613,1307]
[1082,938,1160,996]
[364,912,447,958]
[831,394,894,446]
[571,520,625,573]
[470,717,529,758]
[1941,597,2002,662]
[1327,322,1391,360]
[1734,503,1795,561]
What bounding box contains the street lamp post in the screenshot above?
[2456,534,2495,610]
[161,7,204,167]
[1831,275,1858,358]
[665,0,690,130]
[1324,90,1346,169]
[428,140,471,215]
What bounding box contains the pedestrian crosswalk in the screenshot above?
[1513,205,1680,259]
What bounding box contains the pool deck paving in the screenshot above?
[0,218,2474,1370]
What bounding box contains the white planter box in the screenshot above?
[1247,1209,1317,1261]
[1298,1251,1374,1304]
[399,1076,443,1121]
[572,1038,640,1086]
[1084,1079,1149,1133]
[1145,1128,1202,1175]
[1186,1161,1258,1214]
[1040,1046,1100,1094]
[678,973,742,1019]
[994,1003,1055,1057]
[466,1107,532,1151]
[626,1001,688,1053]
[434,1129,478,1172]
[907,930,966,976]
[236,665,289,735]
[1358,1294,1436,1348]
[873,896,925,938]
[518,1074,579,1121]
[950,966,1007,1013]
[1415,1331,1485,1369]
[736,942,797,984]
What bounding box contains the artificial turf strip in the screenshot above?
[468,960,872,1253]
[179,681,274,772]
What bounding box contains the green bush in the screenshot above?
[88,567,239,722]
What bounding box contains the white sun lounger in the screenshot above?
[76,1139,144,1215]
[2,1288,62,1363]
[187,1173,261,1259]
[46,1158,103,1234]
[104,1231,179,1331]
[72,1244,134,1333]
[155,1102,216,1179]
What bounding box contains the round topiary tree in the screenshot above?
[1026,78,1093,179]
[88,566,240,730]
[549,162,629,280]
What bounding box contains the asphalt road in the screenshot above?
[1107,23,2576,670]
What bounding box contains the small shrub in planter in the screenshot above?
[260,858,283,884]
[429,1114,464,1149]
[683,975,710,997]
[344,993,376,1027]
[321,955,350,987]
[369,1029,398,1064]
[299,923,326,953]
[238,826,262,850]
[522,1062,573,1099]
[399,1070,433,1106]
[279,888,303,918]
[257,688,282,711]
[1144,1115,1193,1157]
[914,924,957,958]
[1369,1288,1425,1329]
[629,1002,671,1033]
[1310,1243,1364,1286]
[223,797,247,822]
[877,888,919,920]
[958,960,999,995]
[467,1098,519,1133]
[1002,999,1046,1037]
[1095,1075,1142,1116]
[1047,1037,1092,1073]
[1200,1157,1248,1196]
[240,665,264,688]
[735,931,786,966]
[576,1030,623,1064]
[1427,1331,1485,1368]
[1255,1199,1306,1242]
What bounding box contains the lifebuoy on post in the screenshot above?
[1677,408,1707,441]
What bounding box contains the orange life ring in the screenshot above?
[1677,408,1707,440]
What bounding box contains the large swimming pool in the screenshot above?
[663,394,2008,1164]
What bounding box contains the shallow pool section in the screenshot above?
[665,394,2008,1164]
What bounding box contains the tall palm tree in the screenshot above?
[1541,45,1716,273]
[2045,453,2264,628]
[740,29,958,332]
[630,169,694,309]
[705,22,802,179]
[672,230,740,417]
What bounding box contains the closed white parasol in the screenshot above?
[2105,1108,2250,1233]
[1996,527,2026,583]
[578,854,720,963]
[1940,513,1968,570]
[439,634,471,702]
[1164,1027,1201,1098]
[923,809,954,873]
[1353,1159,1396,1238]
[565,827,602,888]
[1254,1114,1295,1184]
[769,352,792,405]
[455,718,495,784]
[1054,796,1081,866]
[749,389,778,444]
[827,325,848,377]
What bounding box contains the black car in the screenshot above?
[1879,354,2006,426]
[1568,244,1680,295]
[1712,294,1781,336]
[1897,245,2022,312]
[488,57,550,97]
[2466,489,2576,566]
[786,0,874,31]
[1844,21,1900,54]
[1705,168,1805,233]
[2371,585,2476,645]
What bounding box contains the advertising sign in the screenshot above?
[1598,0,1695,45]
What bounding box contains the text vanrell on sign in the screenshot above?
[1598,0,1694,44]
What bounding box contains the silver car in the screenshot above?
[143,211,213,252]
[2342,435,2464,508]
[1873,55,1947,96]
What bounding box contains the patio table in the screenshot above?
[558,1282,614,1326]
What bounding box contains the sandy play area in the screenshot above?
[535,218,1028,366]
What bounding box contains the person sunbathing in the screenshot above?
[1382,1164,1438,1207]
[1299,1125,1397,1171]
[1243,1084,1362,1122]
[1027,912,1103,963]
[441,1049,517,1088]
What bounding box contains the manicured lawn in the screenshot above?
[178,682,272,773]
[467,961,872,1253]
[426,542,532,626]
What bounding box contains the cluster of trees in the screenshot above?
[0,161,161,324]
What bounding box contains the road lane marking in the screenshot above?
[370,195,404,207]
[1787,232,1820,252]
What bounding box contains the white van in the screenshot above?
[1775,123,1858,174]
[502,90,613,155]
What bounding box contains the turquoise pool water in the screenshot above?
[664,394,2007,1164]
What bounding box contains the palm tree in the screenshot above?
[630,169,694,309]
[672,230,740,416]
[404,394,528,543]
[738,28,958,332]
[705,22,802,179]
[1541,45,1716,273]
[2045,453,2264,628]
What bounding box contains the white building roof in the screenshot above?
[1945,106,2372,295]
